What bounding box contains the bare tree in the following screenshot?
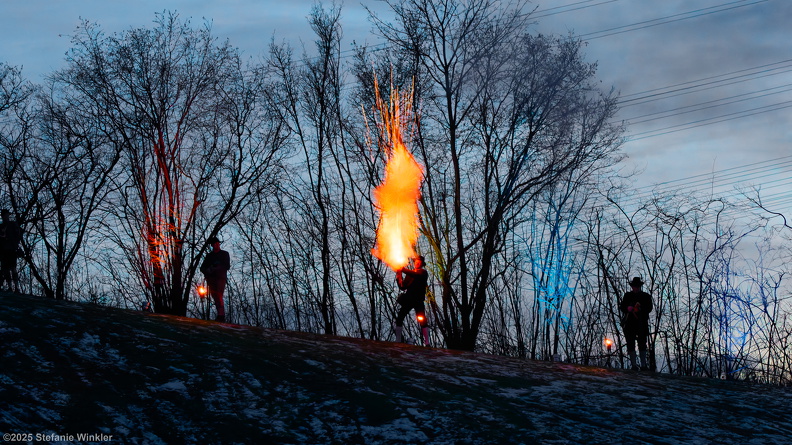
[265,3,395,337]
[54,13,287,315]
[0,66,34,217]
[371,0,623,350]
[0,65,35,217]
[0,64,37,291]
[265,5,344,335]
[8,83,121,300]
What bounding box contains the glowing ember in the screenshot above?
[197,285,207,298]
[370,80,424,271]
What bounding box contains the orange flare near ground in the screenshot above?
[370,80,424,271]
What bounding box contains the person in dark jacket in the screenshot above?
[200,236,230,322]
[0,209,21,292]
[620,276,653,370]
[395,255,430,346]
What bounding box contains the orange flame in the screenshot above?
[370,80,424,271]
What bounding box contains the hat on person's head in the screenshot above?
[628,277,644,287]
[207,236,220,245]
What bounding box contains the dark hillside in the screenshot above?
[1,292,790,444]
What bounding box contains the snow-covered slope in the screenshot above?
[1,292,790,444]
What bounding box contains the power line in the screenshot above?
[606,156,792,212]
[626,101,792,141]
[628,165,792,206]
[563,3,792,144]
[637,155,792,190]
[602,61,792,140]
[561,158,792,230]
[623,83,792,124]
[518,2,790,238]
[579,0,771,40]
[561,180,789,251]
[618,59,792,101]
[638,157,792,193]
[532,0,622,19]
[618,62,792,107]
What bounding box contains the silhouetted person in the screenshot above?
[620,276,653,370]
[200,236,230,322]
[0,209,21,292]
[395,255,430,346]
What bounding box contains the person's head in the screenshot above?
[207,236,221,251]
[414,255,425,269]
[628,276,644,290]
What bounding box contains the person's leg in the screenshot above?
[637,325,649,370]
[394,304,411,342]
[9,256,18,292]
[0,252,11,290]
[209,279,227,322]
[624,326,638,369]
[415,305,429,346]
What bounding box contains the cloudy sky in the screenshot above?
[1,0,790,212]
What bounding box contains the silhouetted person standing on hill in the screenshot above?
[200,236,230,322]
[620,276,653,370]
[395,255,430,346]
[0,209,21,292]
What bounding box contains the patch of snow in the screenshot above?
[156,380,188,394]
[360,416,429,444]
[304,359,326,369]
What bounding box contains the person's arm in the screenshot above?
[400,268,423,278]
[619,294,629,315]
[11,223,21,244]
[221,251,231,271]
[200,252,211,274]
[402,268,427,290]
